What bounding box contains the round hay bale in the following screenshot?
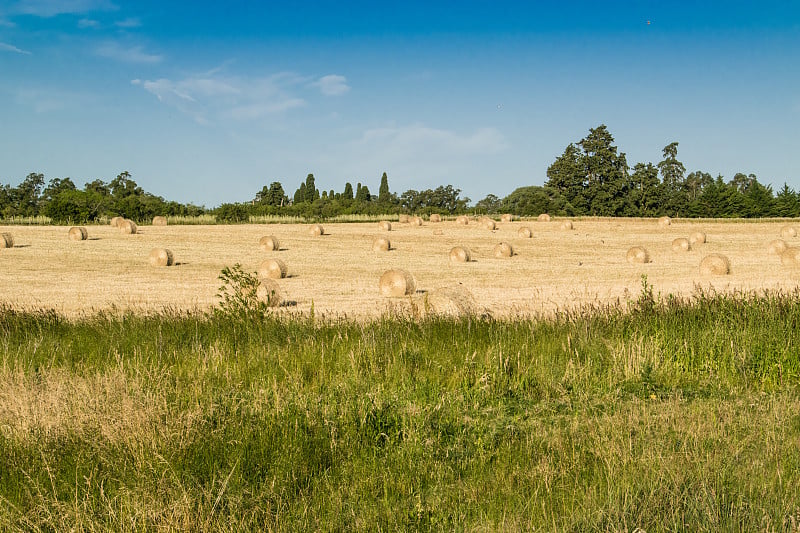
[658,216,672,227]
[398,214,410,223]
[493,242,514,258]
[780,247,800,267]
[1,232,13,249]
[256,279,282,307]
[259,235,280,251]
[500,214,513,223]
[449,246,471,263]
[68,226,88,241]
[410,216,423,226]
[152,216,167,226]
[699,254,730,275]
[626,246,650,264]
[768,239,788,255]
[309,224,324,236]
[379,269,416,297]
[424,285,477,317]
[372,237,391,252]
[781,225,797,238]
[429,213,442,223]
[689,231,706,245]
[148,248,174,267]
[109,216,123,227]
[379,220,392,231]
[560,220,574,230]
[482,218,496,230]
[671,237,691,252]
[456,215,469,225]
[119,220,138,234]
[537,213,551,222]
[258,258,287,279]
[517,227,532,238]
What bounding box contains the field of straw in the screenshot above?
[1,217,799,318]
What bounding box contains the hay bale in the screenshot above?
[768,239,788,255]
[493,242,514,258]
[560,220,574,230]
[433,229,444,236]
[379,269,416,297]
[68,226,88,241]
[700,254,730,275]
[398,214,410,223]
[1,233,13,249]
[256,279,282,307]
[429,214,442,222]
[372,237,391,252]
[517,226,532,238]
[626,246,650,264]
[689,231,706,245]
[379,220,392,231]
[671,237,691,252]
[781,225,797,238]
[259,235,280,251]
[148,248,174,267]
[152,216,167,226]
[537,213,551,222]
[410,216,423,226]
[424,285,477,317]
[449,246,471,263]
[658,216,672,227]
[780,247,800,267]
[119,220,138,234]
[258,258,287,279]
[309,224,324,236]
[482,218,496,230]
[500,214,513,223]
[109,216,123,227]
[456,215,469,225]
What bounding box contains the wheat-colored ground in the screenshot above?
[1,218,798,319]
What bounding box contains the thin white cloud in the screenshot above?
[132,70,309,124]
[0,41,31,54]
[115,16,140,28]
[12,0,117,17]
[339,123,508,189]
[77,18,99,28]
[15,87,69,112]
[311,74,350,96]
[357,124,507,156]
[95,42,162,63]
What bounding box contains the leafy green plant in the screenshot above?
[215,263,268,319]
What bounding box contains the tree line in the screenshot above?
[2,125,798,223]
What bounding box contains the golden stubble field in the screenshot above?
[1,218,799,319]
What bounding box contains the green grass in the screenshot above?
[1,289,799,531]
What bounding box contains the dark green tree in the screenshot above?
[256,181,287,206]
[15,172,45,215]
[545,143,586,213]
[294,182,306,204]
[355,182,371,202]
[578,125,630,216]
[378,172,392,205]
[630,163,663,216]
[304,174,318,203]
[775,184,799,217]
[658,142,687,215]
[343,182,354,201]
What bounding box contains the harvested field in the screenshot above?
[1,218,799,318]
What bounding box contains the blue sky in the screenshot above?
[1,0,798,206]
